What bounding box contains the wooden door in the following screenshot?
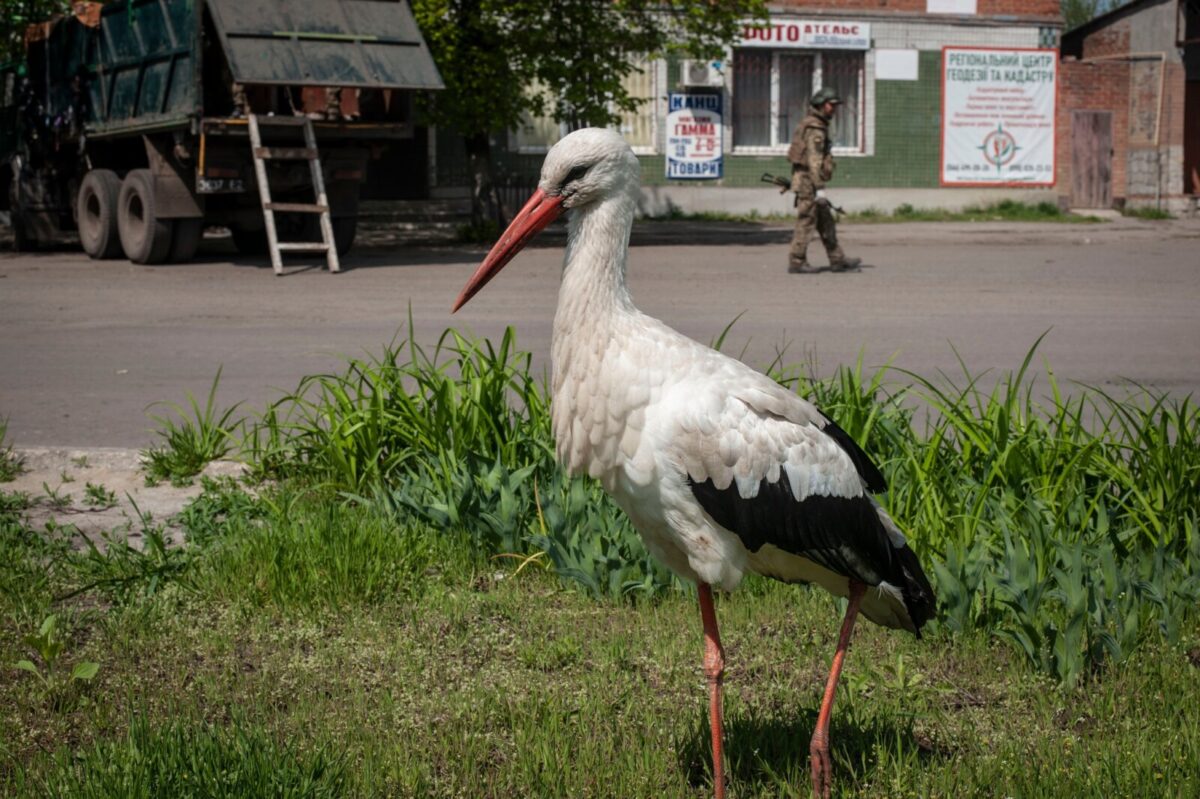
[1071,111,1113,209]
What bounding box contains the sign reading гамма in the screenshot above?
[666,93,723,180]
[941,47,1056,187]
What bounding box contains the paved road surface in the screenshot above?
[1,217,1197,448]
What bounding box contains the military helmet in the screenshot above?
[810,87,842,107]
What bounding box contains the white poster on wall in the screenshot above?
[665,93,723,179]
[940,47,1057,186]
[876,49,919,81]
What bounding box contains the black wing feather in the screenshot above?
[688,475,896,587]
[817,413,887,493]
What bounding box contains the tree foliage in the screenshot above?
[411,0,766,226]
[1061,0,1109,31]
[1,0,71,65]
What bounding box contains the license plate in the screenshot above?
[197,177,246,194]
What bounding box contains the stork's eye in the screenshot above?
[562,164,590,188]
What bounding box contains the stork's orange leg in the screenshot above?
[698,582,726,799]
[810,579,866,799]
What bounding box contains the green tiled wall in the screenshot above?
[442,51,946,190]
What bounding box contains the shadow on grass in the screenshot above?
[679,704,942,793]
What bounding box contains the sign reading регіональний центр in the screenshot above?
[666,93,722,180]
[941,47,1057,187]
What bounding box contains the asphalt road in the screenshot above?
[1,217,1197,448]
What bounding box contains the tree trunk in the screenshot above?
[465,132,507,232]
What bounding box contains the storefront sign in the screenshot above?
[666,93,722,180]
[739,19,870,50]
[941,47,1056,186]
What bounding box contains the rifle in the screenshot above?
[761,173,845,214]
[761,172,790,194]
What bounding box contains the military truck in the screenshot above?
[0,0,443,269]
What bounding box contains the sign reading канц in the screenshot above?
[739,19,870,50]
[941,47,1057,186]
[666,93,723,179]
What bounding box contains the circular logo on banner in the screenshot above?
[979,125,1019,169]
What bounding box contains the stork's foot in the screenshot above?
[809,731,832,799]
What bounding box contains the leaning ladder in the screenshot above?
[247,114,340,275]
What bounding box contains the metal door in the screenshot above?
[1070,110,1113,208]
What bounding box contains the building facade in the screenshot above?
[1059,0,1199,215]
[438,1,1066,216]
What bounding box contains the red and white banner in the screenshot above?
[941,47,1057,186]
[739,20,870,50]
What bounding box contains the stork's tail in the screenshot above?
[871,504,937,636]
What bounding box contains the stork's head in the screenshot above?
[452,127,638,312]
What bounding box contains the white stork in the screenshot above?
[452,128,935,799]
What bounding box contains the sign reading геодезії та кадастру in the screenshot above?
[941,47,1057,186]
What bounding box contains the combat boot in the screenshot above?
[788,257,819,274]
[829,256,862,272]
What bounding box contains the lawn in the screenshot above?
[2,330,1197,797]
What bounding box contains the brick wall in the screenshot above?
[771,0,1061,21]
[1056,60,1130,204]
[1079,24,1130,59]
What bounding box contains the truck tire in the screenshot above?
[169,218,204,263]
[117,169,173,264]
[333,216,357,256]
[76,169,123,259]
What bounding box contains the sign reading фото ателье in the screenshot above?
[666,93,723,180]
[941,47,1057,186]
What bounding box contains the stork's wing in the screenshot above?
[663,365,897,586]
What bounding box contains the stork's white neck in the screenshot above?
[556,192,638,324]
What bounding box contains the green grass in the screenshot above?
[1121,206,1173,220]
[3,328,1198,796]
[640,201,1103,225]
[846,200,1102,224]
[0,418,25,482]
[141,368,243,486]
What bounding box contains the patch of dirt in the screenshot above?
[3,447,245,548]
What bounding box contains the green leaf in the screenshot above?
[71,661,100,681]
[15,659,41,675]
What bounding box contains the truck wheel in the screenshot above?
[117,169,173,264]
[333,216,357,256]
[77,169,123,259]
[169,218,204,262]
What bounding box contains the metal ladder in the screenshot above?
[247,114,340,275]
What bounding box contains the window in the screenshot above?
[511,59,658,153]
[732,49,863,152]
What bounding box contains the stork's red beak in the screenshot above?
[451,189,565,312]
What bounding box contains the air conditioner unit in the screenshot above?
[681,59,723,88]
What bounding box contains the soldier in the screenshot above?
[787,87,861,274]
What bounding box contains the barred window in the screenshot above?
[732,49,863,152]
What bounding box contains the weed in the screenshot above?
[141,367,243,485]
[14,615,100,708]
[41,482,72,511]
[82,482,117,509]
[1,488,32,515]
[0,418,25,481]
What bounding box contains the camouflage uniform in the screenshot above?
[787,91,857,272]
